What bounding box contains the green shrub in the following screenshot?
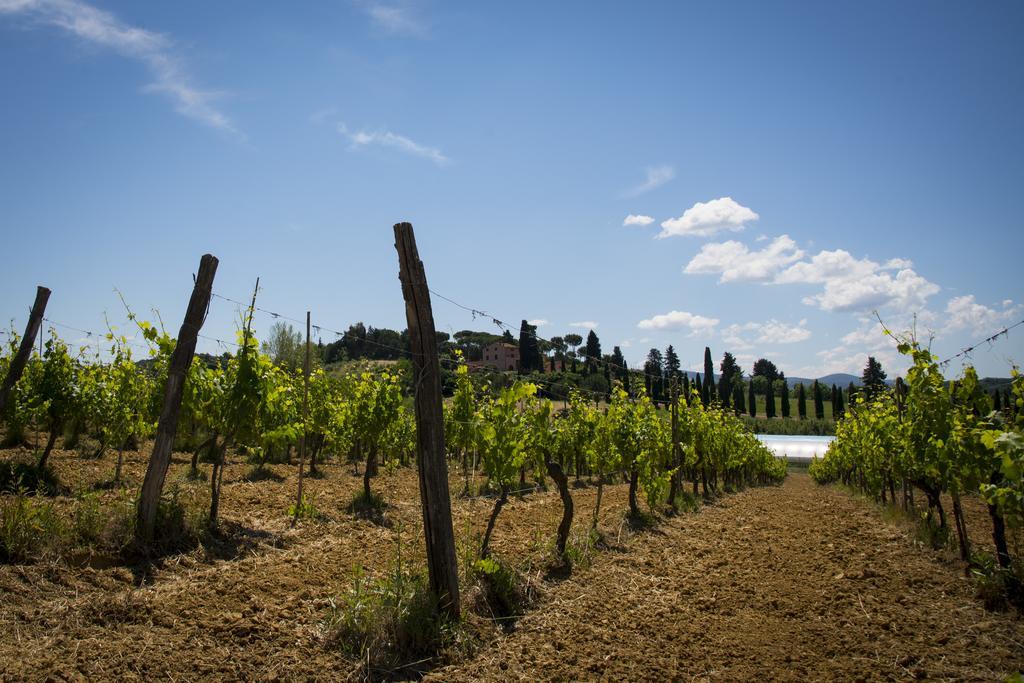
[473,556,524,617]
[564,528,599,569]
[0,494,63,562]
[326,565,448,675]
[971,552,1024,612]
[0,460,59,496]
[288,493,320,520]
[348,488,387,515]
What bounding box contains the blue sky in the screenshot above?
[1,0,1022,379]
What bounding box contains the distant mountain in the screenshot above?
[786,373,862,388]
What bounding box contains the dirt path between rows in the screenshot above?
[436,474,1023,681]
[1,453,1021,681]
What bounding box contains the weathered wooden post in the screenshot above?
[394,222,460,620]
[136,254,218,544]
[0,286,51,417]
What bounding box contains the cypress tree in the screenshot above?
[665,345,680,384]
[830,384,839,420]
[797,383,807,419]
[518,320,541,373]
[813,380,825,420]
[703,347,715,401]
[861,356,888,399]
[780,380,790,418]
[584,330,602,374]
[682,374,690,398]
[847,381,857,406]
[994,390,1002,412]
[694,373,702,403]
[765,381,776,418]
[610,346,627,380]
[748,380,757,417]
[644,348,664,402]
[732,381,745,415]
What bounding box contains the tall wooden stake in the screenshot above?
[0,286,51,417]
[394,222,460,620]
[136,254,218,544]
[293,311,311,527]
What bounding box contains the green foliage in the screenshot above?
[288,493,320,521]
[0,460,59,495]
[326,530,452,675]
[812,334,1023,600]
[0,493,63,562]
[473,556,524,616]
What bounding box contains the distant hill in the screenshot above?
[786,373,863,388]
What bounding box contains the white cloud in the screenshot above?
[840,321,891,350]
[0,0,237,133]
[636,310,719,337]
[361,2,425,35]
[793,345,907,381]
[622,165,674,198]
[658,197,758,238]
[619,340,633,349]
[884,257,914,270]
[623,214,654,227]
[527,319,549,327]
[722,319,812,350]
[570,321,599,330]
[684,234,804,283]
[777,250,939,313]
[944,295,1020,333]
[337,122,449,166]
[685,234,940,314]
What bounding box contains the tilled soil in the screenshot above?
[1,446,1022,681]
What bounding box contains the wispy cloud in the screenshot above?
[570,321,599,330]
[944,295,1021,333]
[622,165,674,198]
[0,0,238,134]
[337,122,449,166]
[357,1,426,35]
[527,319,549,327]
[722,319,811,350]
[636,310,719,336]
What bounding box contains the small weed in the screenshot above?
[325,528,456,677]
[473,556,528,621]
[0,493,63,562]
[671,490,701,514]
[913,514,950,551]
[348,489,387,514]
[288,493,320,521]
[242,465,285,483]
[564,527,599,570]
[0,460,59,496]
[970,552,1024,612]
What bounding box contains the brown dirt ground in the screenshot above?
[1,444,1022,681]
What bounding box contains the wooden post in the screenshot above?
[293,311,311,527]
[394,222,460,620]
[0,286,51,417]
[136,254,218,544]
